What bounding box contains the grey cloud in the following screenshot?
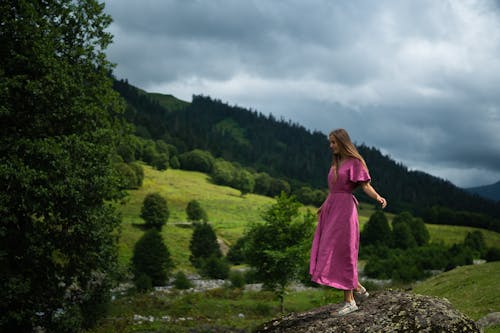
[104,0,500,187]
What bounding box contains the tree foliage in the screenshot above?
[243,193,315,312]
[189,222,222,269]
[360,211,392,247]
[140,193,169,229]
[0,1,126,331]
[186,199,208,222]
[132,229,173,289]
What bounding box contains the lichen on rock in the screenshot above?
[255,290,480,333]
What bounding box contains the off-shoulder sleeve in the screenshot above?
[349,158,371,183]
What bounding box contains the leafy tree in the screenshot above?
[140,193,169,229]
[212,159,235,185]
[392,211,429,246]
[463,230,486,258]
[129,162,144,188]
[244,193,315,312]
[254,172,272,196]
[200,254,230,279]
[178,149,215,173]
[0,1,129,331]
[173,271,193,290]
[233,169,255,195]
[392,222,417,249]
[360,211,392,247]
[115,162,138,189]
[189,222,222,269]
[132,229,173,288]
[186,200,208,222]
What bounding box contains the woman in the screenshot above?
[309,128,387,316]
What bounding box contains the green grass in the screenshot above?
[86,286,344,333]
[426,223,500,248]
[116,165,500,273]
[413,261,500,321]
[148,92,190,111]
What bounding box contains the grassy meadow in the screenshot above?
[94,164,500,332]
[117,164,500,272]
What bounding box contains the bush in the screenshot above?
[129,162,144,188]
[360,211,392,247]
[229,271,246,289]
[173,271,193,290]
[115,162,138,189]
[134,273,153,292]
[186,200,208,222]
[140,193,169,229]
[132,229,174,287]
[200,255,230,279]
[189,222,222,269]
[485,247,500,262]
[178,149,215,173]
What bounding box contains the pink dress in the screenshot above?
[309,158,370,290]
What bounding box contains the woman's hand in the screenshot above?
[377,196,387,209]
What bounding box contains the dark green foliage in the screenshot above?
[229,271,246,289]
[129,162,144,188]
[115,162,138,189]
[134,273,153,292]
[0,1,126,331]
[140,193,169,229]
[463,230,486,257]
[360,211,392,247]
[170,156,180,169]
[254,172,273,195]
[445,244,474,271]
[200,255,230,279]
[186,200,208,222]
[392,211,429,246]
[211,159,236,185]
[132,229,173,288]
[233,169,255,195]
[189,222,222,269]
[243,193,315,312]
[179,149,215,173]
[485,247,500,262]
[227,235,249,265]
[173,271,193,290]
[392,222,417,249]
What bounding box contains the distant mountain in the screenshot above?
[112,78,500,227]
[466,181,500,202]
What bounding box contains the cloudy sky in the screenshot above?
[103,0,500,188]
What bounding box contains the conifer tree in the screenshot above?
[141,193,169,229]
[189,222,222,268]
[132,229,173,288]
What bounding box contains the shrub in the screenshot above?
[132,229,174,287]
[129,162,144,188]
[229,271,246,289]
[178,149,215,173]
[173,271,193,290]
[361,211,392,247]
[189,222,222,269]
[140,193,169,229]
[186,200,208,222]
[200,255,230,279]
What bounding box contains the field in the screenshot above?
[117,165,500,272]
[91,165,500,332]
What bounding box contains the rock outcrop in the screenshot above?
[256,290,480,332]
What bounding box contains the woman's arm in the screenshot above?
[360,182,387,209]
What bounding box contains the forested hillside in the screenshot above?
[112,79,500,231]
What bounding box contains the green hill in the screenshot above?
[413,261,500,322]
[117,165,500,273]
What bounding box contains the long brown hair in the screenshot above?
[330,128,368,182]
